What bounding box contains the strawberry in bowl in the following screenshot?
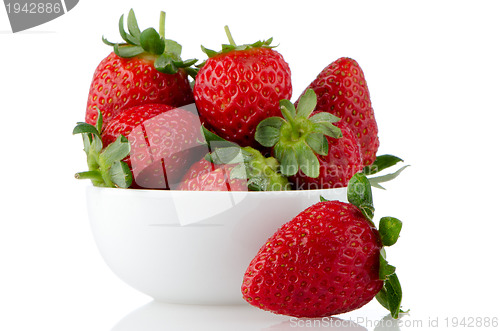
[85,9,196,128]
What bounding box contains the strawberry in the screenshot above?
[85,9,197,127]
[177,127,291,191]
[103,104,203,189]
[177,157,247,191]
[255,89,362,189]
[193,26,292,147]
[291,121,363,190]
[74,104,203,189]
[241,174,405,318]
[295,57,379,166]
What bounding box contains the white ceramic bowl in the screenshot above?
[86,186,347,305]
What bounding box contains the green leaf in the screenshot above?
[296,89,317,118]
[98,135,131,168]
[201,26,275,58]
[306,132,328,156]
[73,122,99,136]
[229,163,248,180]
[347,173,374,220]
[368,165,410,190]
[201,45,219,58]
[179,58,198,67]
[364,154,404,175]
[155,54,177,74]
[296,142,320,178]
[92,134,103,155]
[200,125,238,153]
[202,126,227,143]
[379,253,396,280]
[312,122,343,139]
[82,133,92,155]
[102,36,117,46]
[209,146,243,164]
[185,67,199,80]
[369,181,386,190]
[309,112,341,124]
[222,43,236,53]
[255,126,280,148]
[380,246,387,259]
[376,273,403,319]
[140,28,165,55]
[119,13,140,46]
[126,9,141,38]
[360,205,375,221]
[279,146,299,176]
[255,117,284,147]
[240,147,291,191]
[95,108,103,134]
[164,39,182,60]
[114,44,144,58]
[109,161,133,188]
[379,217,403,246]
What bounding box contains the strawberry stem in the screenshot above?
[255,90,342,178]
[75,171,103,182]
[159,11,166,40]
[224,25,236,46]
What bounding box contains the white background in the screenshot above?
[1,0,499,330]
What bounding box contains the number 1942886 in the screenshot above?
[6,2,62,14]
[444,317,498,328]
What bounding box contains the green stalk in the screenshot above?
[224,25,236,46]
[280,106,300,141]
[75,170,103,181]
[159,11,166,40]
[100,166,115,187]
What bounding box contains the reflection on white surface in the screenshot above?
[264,317,367,331]
[112,301,406,331]
[111,301,287,331]
[373,314,401,331]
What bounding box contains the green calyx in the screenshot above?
[73,109,132,188]
[255,89,342,178]
[363,154,410,190]
[103,9,198,78]
[202,126,290,191]
[200,25,275,59]
[346,173,406,319]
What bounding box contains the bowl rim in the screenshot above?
[86,185,347,197]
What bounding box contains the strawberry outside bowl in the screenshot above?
[86,186,348,305]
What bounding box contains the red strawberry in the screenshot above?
[177,157,247,191]
[193,26,292,147]
[74,104,202,189]
[85,9,196,127]
[242,200,382,317]
[241,174,404,318]
[295,57,379,166]
[292,121,363,190]
[255,89,361,189]
[102,104,203,189]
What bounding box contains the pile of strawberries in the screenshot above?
[74,10,406,319]
[74,8,386,192]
